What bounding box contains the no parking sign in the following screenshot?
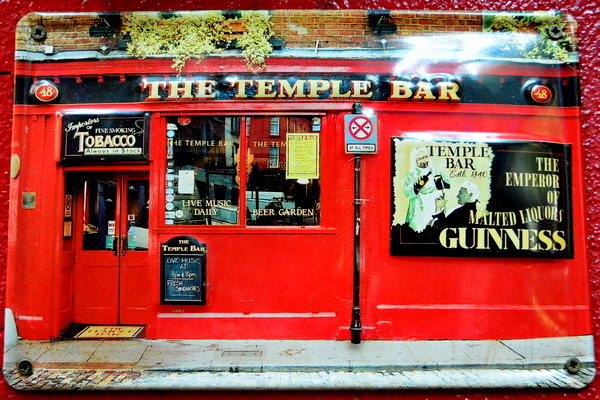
[345,114,377,154]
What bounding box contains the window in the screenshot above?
[247,116,320,226]
[165,115,320,226]
[230,117,241,135]
[166,116,240,225]
[268,147,280,168]
[269,118,280,136]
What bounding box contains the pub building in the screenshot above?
[5,10,595,384]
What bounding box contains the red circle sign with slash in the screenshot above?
[348,116,373,140]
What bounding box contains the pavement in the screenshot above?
[3,335,596,390]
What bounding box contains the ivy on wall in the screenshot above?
[484,12,576,62]
[235,11,274,72]
[123,10,274,72]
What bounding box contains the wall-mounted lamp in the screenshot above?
[117,34,132,51]
[89,13,121,37]
[43,45,54,55]
[368,10,397,35]
[270,38,285,50]
[98,45,111,56]
[352,102,363,114]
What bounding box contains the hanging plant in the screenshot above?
[485,13,530,54]
[231,11,274,72]
[484,12,576,63]
[123,10,274,73]
[522,14,575,62]
[124,11,228,72]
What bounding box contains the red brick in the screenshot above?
[441,20,459,26]
[290,16,312,24]
[395,12,416,19]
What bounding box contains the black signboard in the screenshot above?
[390,138,573,258]
[161,236,207,304]
[15,74,579,106]
[62,113,150,161]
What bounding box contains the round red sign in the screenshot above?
[34,82,59,102]
[348,116,374,140]
[178,116,192,126]
[530,85,553,104]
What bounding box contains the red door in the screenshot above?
[73,173,149,325]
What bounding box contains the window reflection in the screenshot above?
[166,116,240,225]
[82,179,117,250]
[165,115,321,227]
[247,116,320,226]
[126,180,149,250]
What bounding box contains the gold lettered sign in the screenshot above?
[391,138,572,258]
[62,113,150,161]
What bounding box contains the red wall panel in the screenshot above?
[2,1,600,400]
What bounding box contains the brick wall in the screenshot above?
[394,11,482,34]
[15,10,484,54]
[260,10,482,49]
[16,13,117,53]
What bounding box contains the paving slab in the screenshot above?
[35,341,103,364]
[88,341,149,364]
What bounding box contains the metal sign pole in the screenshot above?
[350,153,363,344]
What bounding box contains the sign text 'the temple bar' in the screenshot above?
[141,77,462,102]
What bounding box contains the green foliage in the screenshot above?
[123,11,274,72]
[233,11,274,72]
[485,12,576,63]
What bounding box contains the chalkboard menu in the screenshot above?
[62,112,150,161]
[161,236,207,304]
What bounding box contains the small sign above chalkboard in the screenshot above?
[161,236,207,304]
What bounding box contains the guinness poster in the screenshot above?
[391,138,573,258]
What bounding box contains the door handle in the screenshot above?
[111,235,127,256]
[121,235,127,256]
[113,235,119,257]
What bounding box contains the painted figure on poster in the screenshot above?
[430,181,480,228]
[403,147,450,233]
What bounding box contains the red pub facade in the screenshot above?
[4,10,596,390]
